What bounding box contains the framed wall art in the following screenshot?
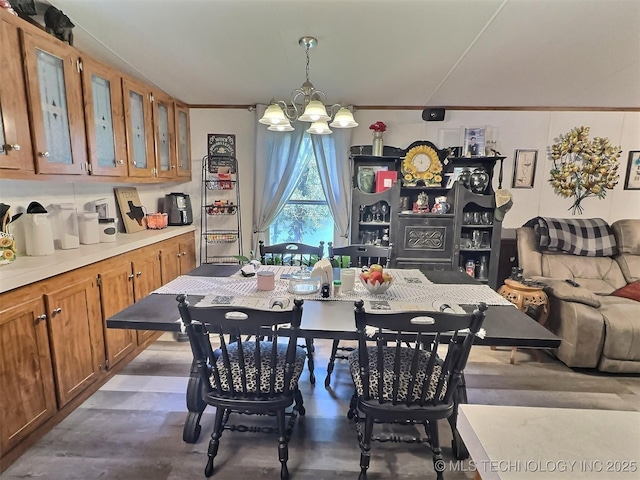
[624,150,640,190]
[461,126,486,157]
[512,149,538,188]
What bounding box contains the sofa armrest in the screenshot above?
[532,277,602,308]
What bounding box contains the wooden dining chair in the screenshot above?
[258,240,325,384]
[259,240,325,266]
[348,300,487,480]
[324,243,392,387]
[327,242,391,269]
[176,294,306,480]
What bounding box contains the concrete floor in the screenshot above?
[2,335,639,480]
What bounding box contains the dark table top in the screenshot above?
[107,265,560,348]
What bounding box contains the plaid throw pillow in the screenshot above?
[524,217,618,257]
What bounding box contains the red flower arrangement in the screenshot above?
[369,121,387,133]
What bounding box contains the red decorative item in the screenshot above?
[369,121,387,133]
[375,171,397,193]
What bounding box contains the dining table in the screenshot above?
[106,263,561,459]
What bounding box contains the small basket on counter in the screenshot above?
[146,213,168,229]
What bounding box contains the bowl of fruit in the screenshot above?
[359,264,393,294]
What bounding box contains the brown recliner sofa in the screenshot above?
[517,219,640,373]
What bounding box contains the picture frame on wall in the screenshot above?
[624,150,640,190]
[512,149,538,188]
[461,126,486,157]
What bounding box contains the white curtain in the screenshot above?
[252,105,309,252]
[311,128,353,246]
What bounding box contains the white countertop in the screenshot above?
[0,225,196,294]
[458,404,640,479]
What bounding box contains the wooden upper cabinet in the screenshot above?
[80,57,128,177]
[0,297,56,453]
[122,77,155,177]
[0,15,34,172]
[175,102,191,178]
[21,30,87,175]
[153,90,177,179]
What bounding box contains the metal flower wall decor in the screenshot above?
[548,126,621,215]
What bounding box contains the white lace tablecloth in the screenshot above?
[153,267,513,307]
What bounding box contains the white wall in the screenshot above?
[2,108,638,261]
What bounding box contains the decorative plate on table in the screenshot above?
[402,144,443,186]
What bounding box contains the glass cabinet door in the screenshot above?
[22,31,86,175]
[80,57,128,176]
[175,103,191,177]
[122,78,154,177]
[153,91,176,179]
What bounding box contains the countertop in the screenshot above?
[458,404,640,479]
[0,225,196,294]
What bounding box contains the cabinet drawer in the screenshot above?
[396,259,453,272]
[396,216,455,260]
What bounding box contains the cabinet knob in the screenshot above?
[116,159,125,165]
[39,151,50,158]
[53,307,62,315]
[170,165,176,169]
[128,274,134,280]
[36,314,47,322]
[176,252,182,257]
[181,251,186,256]
[6,144,21,151]
[136,271,142,277]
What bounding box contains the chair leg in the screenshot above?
[324,339,341,387]
[305,338,316,384]
[347,391,358,420]
[276,409,290,480]
[358,415,375,480]
[205,407,226,477]
[426,420,445,480]
[294,388,306,416]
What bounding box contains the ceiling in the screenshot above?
[41,0,640,109]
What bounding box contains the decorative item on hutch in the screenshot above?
[549,126,621,214]
[369,121,386,156]
[401,142,443,187]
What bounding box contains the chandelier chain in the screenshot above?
[305,44,310,83]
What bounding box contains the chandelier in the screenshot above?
[259,36,358,135]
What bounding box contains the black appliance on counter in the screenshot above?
[164,193,193,225]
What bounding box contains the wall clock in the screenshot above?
[402,144,443,186]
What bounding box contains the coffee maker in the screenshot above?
[164,193,193,225]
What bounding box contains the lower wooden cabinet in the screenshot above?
[160,234,196,284]
[0,298,56,454]
[132,249,162,345]
[98,262,136,369]
[0,230,195,471]
[44,276,104,408]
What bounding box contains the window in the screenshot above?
[269,137,334,246]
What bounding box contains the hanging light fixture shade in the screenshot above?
[259,36,357,134]
[268,120,294,132]
[306,121,332,135]
[298,100,331,122]
[329,107,359,128]
[258,103,287,126]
